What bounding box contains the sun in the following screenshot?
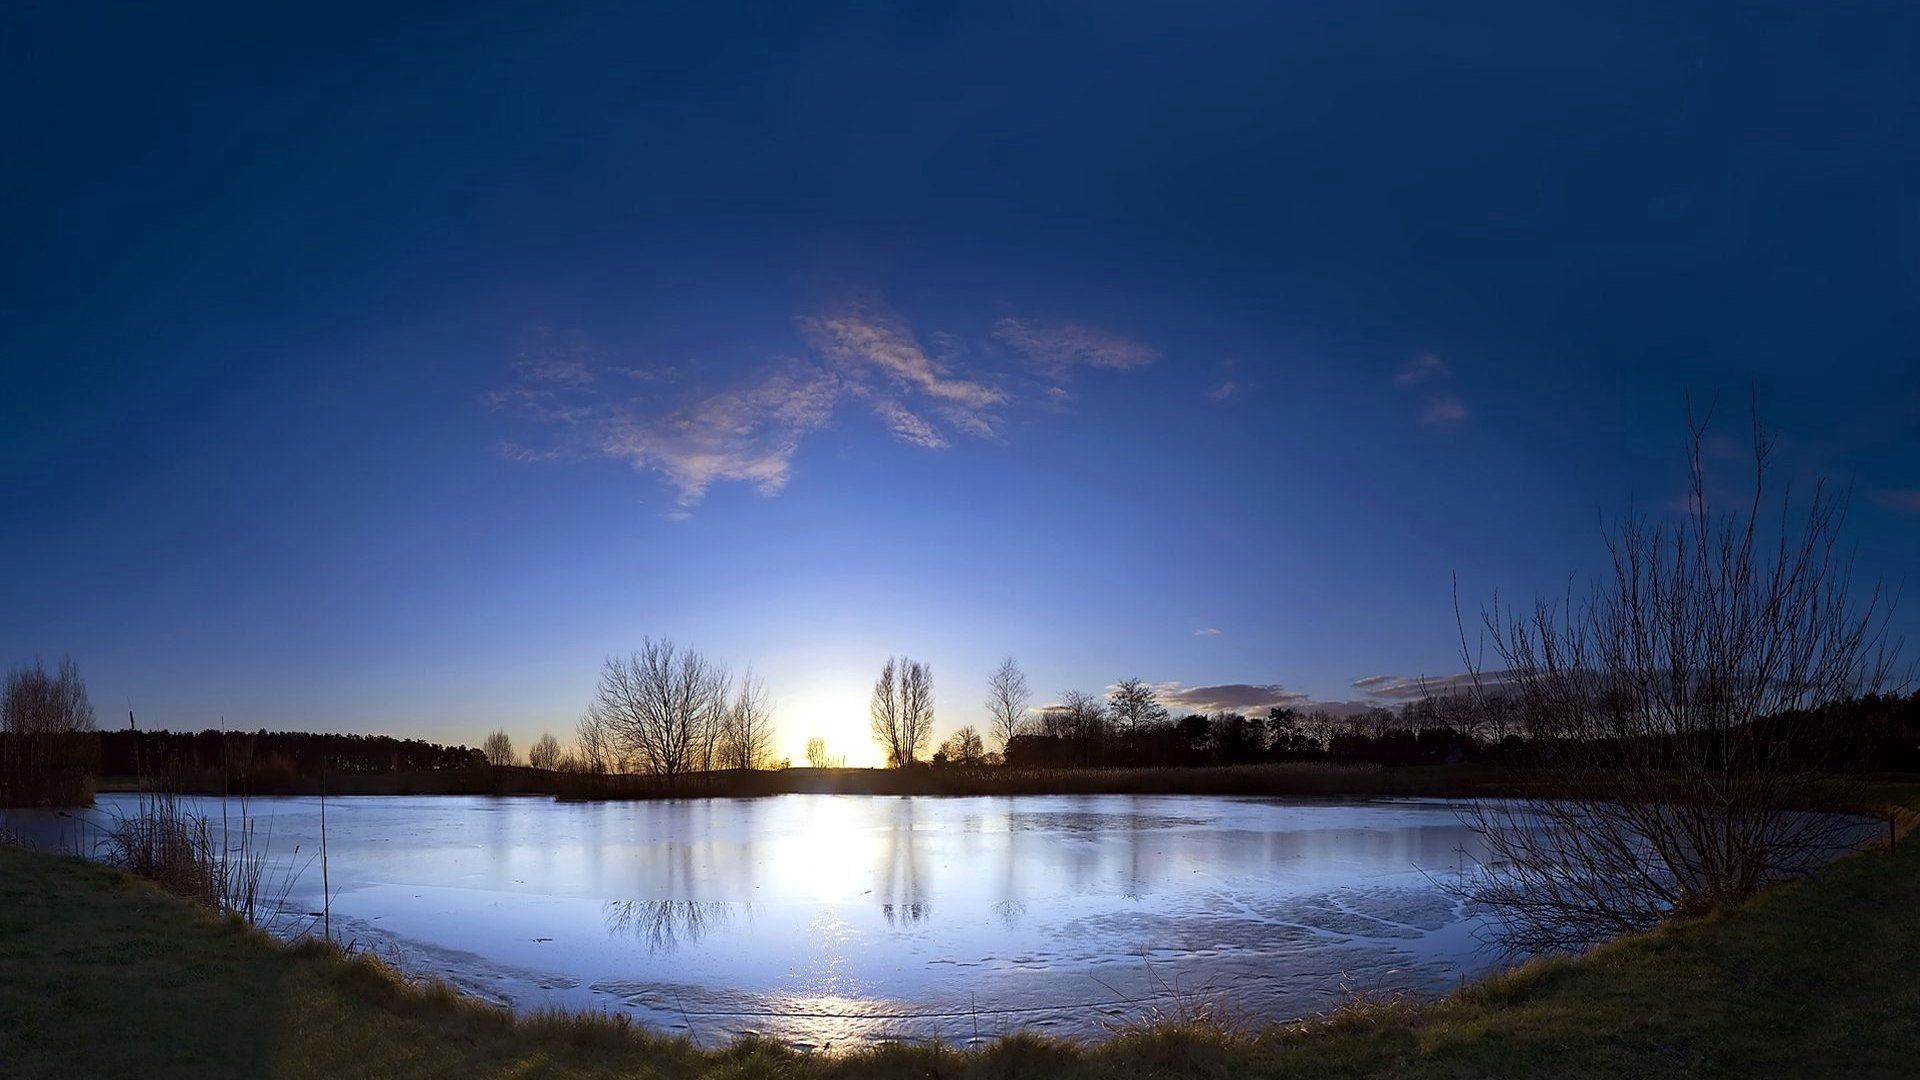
[776,681,881,768]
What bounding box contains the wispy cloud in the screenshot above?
[1871,490,1920,515]
[492,297,1154,512]
[1394,353,1450,386]
[1352,671,1501,700]
[799,298,1006,410]
[594,362,844,503]
[1148,681,1308,713]
[1393,353,1467,429]
[514,356,595,388]
[993,318,1160,381]
[1192,627,1222,637]
[866,397,949,449]
[1421,394,1468,428]
[1205,381,1237,402]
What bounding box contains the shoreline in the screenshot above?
[91,761,1530,802]
[3,784,1914,1077]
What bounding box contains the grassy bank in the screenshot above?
[3,786,1916,1079]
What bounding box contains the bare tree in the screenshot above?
[589,639,732,783]
[1036,690,1108,764]
[936,725,987,766]
[984,656,1031,752]
[870,656,934,767]
[481,730,515,767]
[1107,677,1169,734]
[804,736,843,769]
[1459,406,1901,951]
[718,668,776,771]
[2,656,99,806]
[528,733,562,770]
[575,710,614,774]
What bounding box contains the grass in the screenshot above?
[2,785,1916,1079]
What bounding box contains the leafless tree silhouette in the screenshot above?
[870,656,934,767]
[1458,404,1902,952]
[1107,677,1169,735]
[1,656,98,806]
[574,710,615,773]
[1035,690,1108,765]
[936,725,987,765]
[528,732,562,770]
[803,735,842,769]
[985,656,1031,752]
[481,729,514,767]
[718,668,776,771]
[589,639,731,783]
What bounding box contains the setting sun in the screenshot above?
[776,679,882,769]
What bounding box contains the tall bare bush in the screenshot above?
[1,656,99,807]
[1459,408,1900,951]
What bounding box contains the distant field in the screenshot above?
[4,783,1915,1079]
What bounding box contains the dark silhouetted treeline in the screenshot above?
[1002,692,1920,773]
[95,729,485,793]
[1003,702,1513,770]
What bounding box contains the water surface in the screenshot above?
[10,793,1503,1045]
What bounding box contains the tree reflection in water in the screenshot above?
[880,901,929,925]
[876,799,930,927]
[603,899,746,954]
[993,898,1026,929]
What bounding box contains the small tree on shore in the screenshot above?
[1,656,99,807]
[935,725,986,766]
[528,733,562,770]
[481,730,514,767]
[575,711,614,773]
[1107,678,1168,736]
[718,669,775,771]
[803,736,843,769]
[1459,405,1902,951]
[985,657,1031,752]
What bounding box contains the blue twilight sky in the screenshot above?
[4,2,1917,764]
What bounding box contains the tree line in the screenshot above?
[7,649,1913,808]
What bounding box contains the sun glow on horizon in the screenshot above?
[776,679,881,768]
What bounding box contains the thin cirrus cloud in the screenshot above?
[1871,490,1920,515]
[1147,681,1309,713]
[1352,671,1506,699]
[991,318,1161,381]
[489,297,1156,513]
[1393,353,1468,429]
[1192,627,1222,637]
[1421,395,1468,428]
[1394,353,1450,386]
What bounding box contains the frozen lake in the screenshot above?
[8,792,1506,1045]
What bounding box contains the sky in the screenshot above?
[4,2,1917,766]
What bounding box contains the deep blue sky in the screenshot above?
[5,2,1917,762]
